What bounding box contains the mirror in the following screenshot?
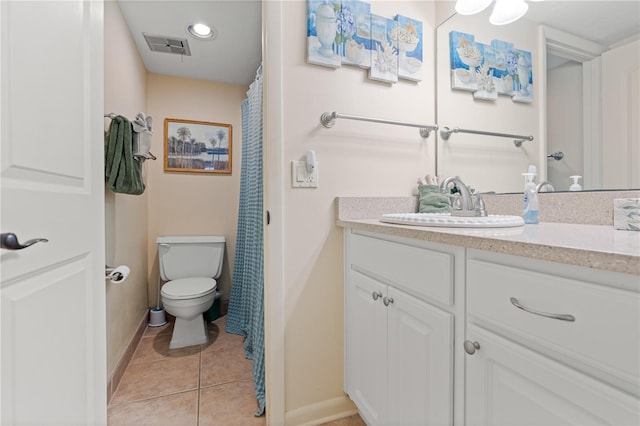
[435,1,639,193]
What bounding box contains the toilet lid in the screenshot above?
[161,277,217,300]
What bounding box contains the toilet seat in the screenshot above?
[161,277,216,300]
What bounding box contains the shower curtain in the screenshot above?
[226,65,265,416]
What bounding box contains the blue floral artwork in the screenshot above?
[449,30,533,103]
[307,0,341,68]
[339,1,371,68]
[394,15,423,81]
[369,14,398,84]
[510,49,533,103]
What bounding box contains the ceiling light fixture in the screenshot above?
[490,0,529,25]
[455,0,539,26]
[455,0,493,15]
[187,23,216,40]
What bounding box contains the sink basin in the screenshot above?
[380,213,525,228]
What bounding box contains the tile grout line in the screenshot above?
[197,344,202,426]
[108,388,200,409]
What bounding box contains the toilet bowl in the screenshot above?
[161,277,217,348]
[157,236,225,349]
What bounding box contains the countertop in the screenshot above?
[336,218,640,275]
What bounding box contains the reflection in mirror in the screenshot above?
[436,1,639,193]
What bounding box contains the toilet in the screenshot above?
[157,235,225,349]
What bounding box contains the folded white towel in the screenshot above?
[132,112,149,133]
[133,129,153,160]
[131,112,154,160]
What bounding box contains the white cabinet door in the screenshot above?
[0,1,106,424]
[387,287,453,426]
[347,271,388,425]
[466,325,640,426]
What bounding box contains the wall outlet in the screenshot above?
[291,160,318,188]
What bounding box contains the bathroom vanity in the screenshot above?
[337,197,640,426]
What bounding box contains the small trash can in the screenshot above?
[204,291,222,322]
[148,307,167,327]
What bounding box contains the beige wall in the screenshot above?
[145,74,246,306]
[266,1,438,423]
[104,0,150,377]
[601,39,640,190]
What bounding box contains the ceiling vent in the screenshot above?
[143,33,191,56]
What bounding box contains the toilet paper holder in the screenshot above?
[105,265,129,283]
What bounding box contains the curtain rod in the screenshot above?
[320,111,438,139]
[439,126,534,147]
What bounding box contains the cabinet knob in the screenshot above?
[383,296,394,306]
[372,291,382,301]
[464,340,480,355]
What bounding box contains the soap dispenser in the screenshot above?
[569,175,582,191]
[522,165,539,224]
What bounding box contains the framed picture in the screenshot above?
[164,118,232,174]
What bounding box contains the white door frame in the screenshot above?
[539,25,606,189]
[263,1,286,425]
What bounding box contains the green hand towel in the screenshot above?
[105,116,145,195]
[418,184,451,214]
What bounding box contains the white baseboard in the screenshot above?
[107,310,148,405]
[284,395,358,426]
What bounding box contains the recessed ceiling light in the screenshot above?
[187,23,216,40]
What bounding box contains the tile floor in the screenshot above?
[108,315,364,426]
[108,315,262,425]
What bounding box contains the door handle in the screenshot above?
[1,233,48,250]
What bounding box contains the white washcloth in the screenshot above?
[133,130,153,160]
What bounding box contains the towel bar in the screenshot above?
[104,113,157,160]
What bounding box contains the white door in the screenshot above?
[347,270,387,426]
[0,1,106,424]
[387,287,453,426]
[465,325,639,426]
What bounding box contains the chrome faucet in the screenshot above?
[536,181,555,192]
[439,176,487,217]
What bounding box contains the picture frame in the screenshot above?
[164,118,232,174]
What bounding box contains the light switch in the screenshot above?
[296,165,306,182]
[291,160,319,188]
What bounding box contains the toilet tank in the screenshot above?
[157,236,225,281]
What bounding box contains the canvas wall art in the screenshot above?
[306,1,426,85]
[449,30,533,103]
[338,0,371,68]
[369,13,398,84]
[395,15,423,81]
[307,0,342,68]
[164,118,232,174]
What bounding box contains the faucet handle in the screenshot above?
[446,193,463,211]
[474,194,487,217]
[471,192,489,217]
